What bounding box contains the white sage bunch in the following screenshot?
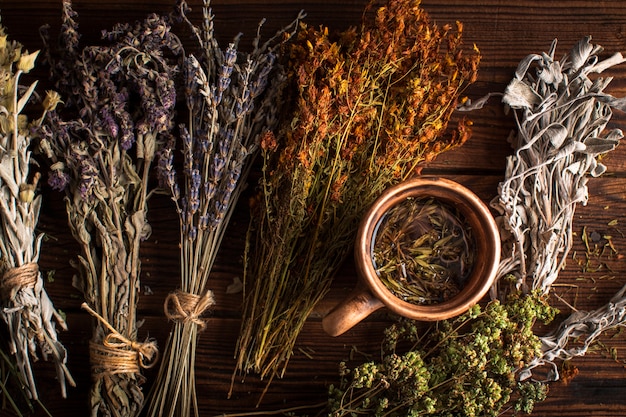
[0,21,74,399]
[490,36,626,381]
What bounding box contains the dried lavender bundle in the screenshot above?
[37,1,182,416]
[234,0,480,396]
[489,37,626,380]
[146,2,303,417]
[0,19,74,401]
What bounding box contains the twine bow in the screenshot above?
[0,262,39,300]
[163,289,215,331]
[82,303,158,377]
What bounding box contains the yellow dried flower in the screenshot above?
[16,50,39,73]
[43,90,63,112]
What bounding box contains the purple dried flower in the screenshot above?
[120,131,135,151]
[211,154,226,180]
[204,180,216,201]
[156,74,176,111]
[99,107,119,138]
[224,43,237,67]
[187,225,197,241]
[48,169,70,191]
[79,160,98,200]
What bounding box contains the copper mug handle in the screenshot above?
[322,282,384,337]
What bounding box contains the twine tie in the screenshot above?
[0,262,38,300]
[163,289,215,331]
[82,303,158,378]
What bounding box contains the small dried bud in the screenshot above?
[17,50,40,73]
[18,173,40,203]
[43,90,63,112]
[19,184,35,203]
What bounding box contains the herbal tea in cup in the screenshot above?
[322,177,500,337]
[372,197,475,305]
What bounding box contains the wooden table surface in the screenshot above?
[3,1,626,416]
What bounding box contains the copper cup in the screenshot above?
[322,177,501,337]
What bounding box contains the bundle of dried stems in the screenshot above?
[37,1,182,415]
[234,0,480,398]
[0,18,74,403]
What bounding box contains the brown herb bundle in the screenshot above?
[37,1,182,415]
[234,0,480,394]
[146,2,303,417]
[0,18,74,401]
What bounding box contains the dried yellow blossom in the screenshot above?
[43,90,63,112]
[16,50,39,73]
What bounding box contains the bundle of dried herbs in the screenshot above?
[146,2,303,417]
[234,0,480,394]
[488,37,626,381]
[373,197,475,305]
[0,18,74,401]
[327,290,556,417]
[37,1,182,415]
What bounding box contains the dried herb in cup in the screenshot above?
[373,197,475,305]
[37,1,182,415]
[0,17,74,401]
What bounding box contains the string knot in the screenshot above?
[0,262,39,300]
[163,289,215,330]
[82,303,159,378]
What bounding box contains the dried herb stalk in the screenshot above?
[37,1,182,415]
[0,17,74,401]
[235,0,480,393]
[146,2,303,417]
[487,37,626,380]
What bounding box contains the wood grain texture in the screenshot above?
[2,1,626,416]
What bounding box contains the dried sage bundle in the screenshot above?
[0,18,74,401]
[490,36,626,380]
[37,1,181,415]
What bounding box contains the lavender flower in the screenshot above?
[145,2,305,416]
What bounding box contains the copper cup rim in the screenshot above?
[354,176,501,321]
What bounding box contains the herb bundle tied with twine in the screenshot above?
[0,17,74,404]
[37,1,182,415]
[146,2,304,417]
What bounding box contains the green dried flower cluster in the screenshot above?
[328,290,557,417]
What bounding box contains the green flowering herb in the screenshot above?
[328,290,557,417]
